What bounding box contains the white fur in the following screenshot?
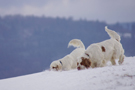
[77,27,125,70]
[105,26,121,42]
[50,39,85,71]
[68,39,85,49]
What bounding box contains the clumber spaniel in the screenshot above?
[77,26,125,70]
[50,39,85,71]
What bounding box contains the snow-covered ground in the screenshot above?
[0,57,135,90]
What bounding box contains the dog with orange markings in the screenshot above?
[50,39,85,71]
[77,26,125,70]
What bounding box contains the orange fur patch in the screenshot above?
[52,65,59,71]
[77,62,79,66]
[101,46,105,52]
[81,57,91,68]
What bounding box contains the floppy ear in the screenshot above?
[58,62,62,70]
[85,59,91,69]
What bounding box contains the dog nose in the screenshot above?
[77,67,81,70]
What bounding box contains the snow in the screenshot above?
[0,57,135,90]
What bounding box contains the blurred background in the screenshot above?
[0,0,135,79]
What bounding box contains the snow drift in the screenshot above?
[0,57,135,90]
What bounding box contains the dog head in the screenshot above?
[50,60,62,71]
[77,53,91,70]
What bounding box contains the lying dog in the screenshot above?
[50,39,85,71]
[77,26,125,70]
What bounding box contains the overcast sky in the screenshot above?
[0,0,135,24]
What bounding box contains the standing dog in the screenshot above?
[50,39,85,71]
[77,26,125,70]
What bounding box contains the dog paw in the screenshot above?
[118,60,124,65]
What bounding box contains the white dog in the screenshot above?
[77,26,125,70]
[50,39,85,71]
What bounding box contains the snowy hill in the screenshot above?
[0,57,135,90]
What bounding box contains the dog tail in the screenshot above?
[105,26,121,42]
[68,39,85,49]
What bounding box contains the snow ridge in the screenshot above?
[0,57,135,90]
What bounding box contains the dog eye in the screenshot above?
[81,62,83,65]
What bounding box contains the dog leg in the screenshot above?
[91,62,103,68]
[110,57,116,65]
[118,55,124,65]
[101,60,106,67]
[91,62,97,68]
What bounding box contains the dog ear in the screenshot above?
[85,59,91,68]
[58,62,62,70]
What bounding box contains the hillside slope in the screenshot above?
[0,57,135,90]
[0,15,135,79]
